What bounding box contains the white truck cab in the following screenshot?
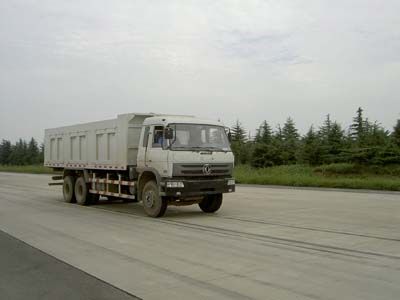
[45,113,235,217]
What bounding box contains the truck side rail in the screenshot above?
[88,173,136,200]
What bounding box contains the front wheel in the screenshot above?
[199,194,223,213]
[142,180,167,217]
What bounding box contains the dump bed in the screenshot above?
[44,113,153,170]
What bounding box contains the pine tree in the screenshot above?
[328,122,345,152]
[300,126,323,165]
[230,120,249,164]
[0,139,12,164]
[366,122,390,146]
[280,117,300,164]
[267,124,282,165]
[319,114,332,140]
[8,139,28,165]
[250,143,280,168]
[350,107,366,144]
[274,124,283,142]
[392,119,400,147]
[255,121,272,144]
[260,121,272,144]
[27,138,40,164]
[282,117,299,141]
[255,129,261,143]
[231,120,247,143]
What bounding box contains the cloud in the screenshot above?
[0,0,399,142]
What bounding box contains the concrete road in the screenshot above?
[0,230,138,300]
[0,172,399,300]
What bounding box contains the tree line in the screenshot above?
[0,138,43,165]
[230,107,400,168]
[1,107,399,168]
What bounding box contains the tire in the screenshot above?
[142,180,167,217]
[199,194,223,213]
[74,176,91,206]
[63,176,76,203]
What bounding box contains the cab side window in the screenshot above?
[152,126,164,148]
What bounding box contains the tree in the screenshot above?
[392,119,400,147]
[319,114,332,140]
[250,143,280,168]
[371,143,400,165]
[231,120,247,143]
[282,117,299,141]
[0,139,12,164]
[255,121,272,144]
[280,117,299,164]
[0,138,45,165]
[251,122,286,168]
[27,137,40,164]
[274,124,283,142]
[231,141,251,165]
[8,139,28,165]
[300,126,323,165]
[321,121,346,163]
[347,112,392,165]
[230,120,249,164]
[350,107,367,145]
[364,122,390,147]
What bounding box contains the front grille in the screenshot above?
[173,163,233,177]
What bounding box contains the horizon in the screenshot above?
[1,106,398,144]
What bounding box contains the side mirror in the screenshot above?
[164,127,174,139]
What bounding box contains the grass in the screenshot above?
[0,165,56,174]
[1,163,399,191]
[234,164,400,191]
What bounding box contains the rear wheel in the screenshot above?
[63,176,76,203]
[199,194,223,213]
[142,180,167,217]
[75,176,91,206]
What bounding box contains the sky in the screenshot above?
[1,0,400,142]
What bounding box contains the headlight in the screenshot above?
[166,181,185,188]
[227,179,235,186]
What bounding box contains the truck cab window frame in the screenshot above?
[142,126,150,147]
[152,126,164,148]
[167,123,231,152]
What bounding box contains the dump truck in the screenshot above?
[44,113,235,217]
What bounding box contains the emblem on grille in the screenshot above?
[202,164,212,175]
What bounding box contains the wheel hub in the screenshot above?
[144,191,155,208]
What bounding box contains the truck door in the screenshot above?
[145,125,169,177]
[137,126,150,167]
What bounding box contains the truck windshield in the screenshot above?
[168,124,231,152]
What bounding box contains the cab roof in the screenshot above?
[143,115,225,127]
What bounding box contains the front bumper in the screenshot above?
[162,178,235,197]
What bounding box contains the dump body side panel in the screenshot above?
[44,114,152,170]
